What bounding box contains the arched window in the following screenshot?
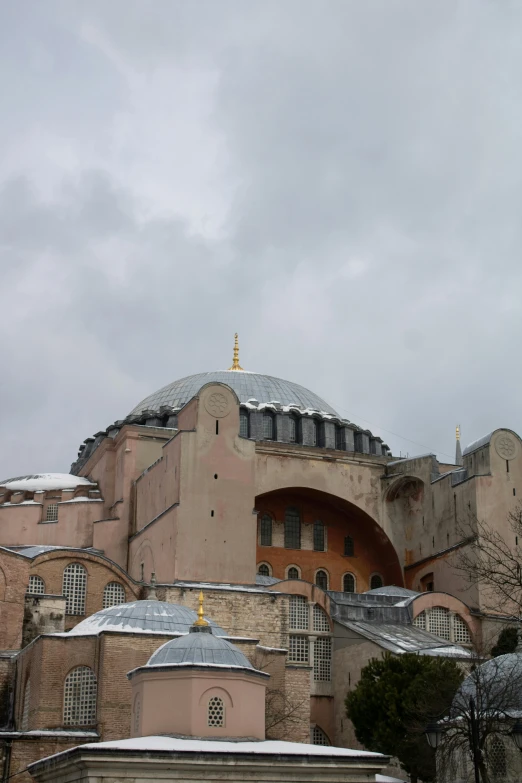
[287,566,300,580]
[62,564,87,615]
[239,412,249,438]
[260,514,272,546]
[284,507,301,549]
[313,520,325,552]
[63,666,97,726]
[370,574,383,591]
[344,536,354,557]
[487,736,507,779]
[315,570,328,590]
[27,575,45,594]
[208,696,224,727]
[263,413,274,440]
[257,563,270,577]
[313,604,330,633]
[289,595,309,630]
[311,725,330,745]
[343,573,356,593]
[102,582,125,609]
[289,416,297,443]
[21,679,30,731]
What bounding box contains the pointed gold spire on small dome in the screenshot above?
[193,590,209,627]
[228,333,244,371]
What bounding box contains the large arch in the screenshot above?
[255,487,403,591]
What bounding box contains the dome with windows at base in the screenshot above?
[129,370,339,417]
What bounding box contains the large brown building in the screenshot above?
[0,341,519,780]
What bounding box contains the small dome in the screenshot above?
[129,370,339,417]
[68,600,226,637]
[453,652,522,716]
[148,628,254,669]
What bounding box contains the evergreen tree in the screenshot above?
[345,653,463,783]
[491,626,519,657]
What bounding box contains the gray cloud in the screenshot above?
[1,0,522,477]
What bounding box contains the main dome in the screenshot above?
[129,370,340,417]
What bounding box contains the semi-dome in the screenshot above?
[68,600,226,637]
[129,370,340,418]
[452,652,522,716]
[147,628,254,670]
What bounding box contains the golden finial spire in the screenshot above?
[228,333,244,371]
[193,590,209,627]
[456,424,460,441]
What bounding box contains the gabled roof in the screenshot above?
[337,618,471,658]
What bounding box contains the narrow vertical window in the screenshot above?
[313,520,325,552]
[239,412,249,438]
[344,536,354,557]
[263,413,274,440]
[311,420,318,446]
[289,416,297,443]
[260,514,273,546]
[62,563,87,615]
[343,573,355,593]
[21,679,31,731]
[315,570,328,590]
[63,666,97,726]
[335,426,345,450]
[208,696,224,727]
[284,507,301,549]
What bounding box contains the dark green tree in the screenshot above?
[345,653,463,783]
[491,626,519,657]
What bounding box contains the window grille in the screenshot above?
[263,414,274,440]
[260,514,272,546]
[258,564,270,577]
[312,725,330,745]
[313,604,330,633]
[63,666,97,726]
[289,417,297,443]
[45,503,58,522]
[287,566,299,580]
[62,564,87,615]
[314,637,332,681]
[344,536,354,557]
[453,614,472,644]
[28,575,45,594]
[289,595,309,630]
[102,582,125,609]
[315,570,328,590]
[288,635,309,663]
[313,520,325,552]
[429,606,451,640]
[284,507,301,549]
[239,413,249,438]
[21,680,30,731]
[487,736,507,780]
[343,573,355,593]
[413,610,427,630]
[208,696,224,727]
[370,574,383,590]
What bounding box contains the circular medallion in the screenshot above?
[495,434,518,460]
[205,391,231,418]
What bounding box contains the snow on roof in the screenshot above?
[0,473,96,491]
[3,545,104,560]
[338,619,472,658]
[57,735,386,759]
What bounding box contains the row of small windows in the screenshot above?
[257,563,383,593]
[240,412,348,449]
[259,510,355,556]
[413,607,472,645]
[26,568,126,615]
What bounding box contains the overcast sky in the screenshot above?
[1,0,522,478]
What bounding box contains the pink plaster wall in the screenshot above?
[131,667,266,739]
